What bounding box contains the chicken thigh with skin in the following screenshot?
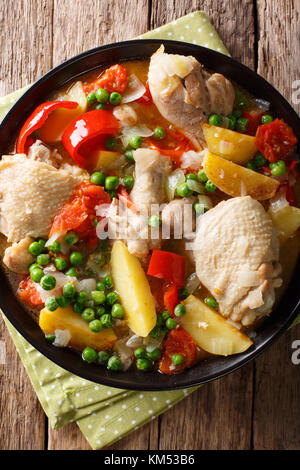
[148,46,235,148]
[193,196,282,326]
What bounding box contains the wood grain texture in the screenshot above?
[47,421,91,450]
[150,0,255,67]
[257,0,300,114]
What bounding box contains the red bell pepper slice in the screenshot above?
[62,110,120,167]
[255,118,298,163]
[159,326,196,375]
[117,186,137,213]
[147,250,185,287]
[16,101,78,154]
[18,277,43,307]
[163,283,179,317]
[146,129,194,164]
[83,64,127,95]
[243,110,263,136]
[49,181,110,238]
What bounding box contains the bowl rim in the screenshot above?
[0,38,299,391]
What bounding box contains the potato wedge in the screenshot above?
[38,81,87,142]
[268,204,300,243]
[202,123,257,164]
[181,295,253,356]
[203,151,280,200]
[111,241,156,337]
[92,150,124,171]
[39,306,116,351]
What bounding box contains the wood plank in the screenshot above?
[159,365,253,450]
[52,0,149,67]
[0,0,54,450]
[257,0,300,114]
[107,420,158,450]
[47,421,91,450]
[150,0,255,67]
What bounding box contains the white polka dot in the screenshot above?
[210,32,214,37]
[173,20,177,25]
[75,393,80,397]
[198,28,202,33]
[152,397,157,401]
[180,36,184,40]
[166,399,170,404]
[122,404,127,409]
[87,411,91,415]
[151,416,156,420]
[70,377,74,381]
[44,369,48,373]
[168,404,172,408]
[92,412,96,417]
[100,426,105,432]
[202,18,207,22]
[82,381,87,386]
[185,24,190,29]
[132,420,136,425]
[149,410,153,414]
[204,43,209,47]
[107,391,112,395]
[37,352,41,357]
[39,381,43,386]
[88,397,93,402]
[167,32,172,36]
[139,394,144,399]
[105,414,110,419]
[88,424,92,429]
[135,407,140,411]
[46,396,49,401]
[32,365,36,369]
[114,430,119,435]
[51,384,55,389]
[134,426,139,430]
[192,40,197,44]
[190,13,195,17]
[217,48,222,52]
[70,404,74,409]
[58,400,62,406]
[95,386,99,391]
[56,373,61,378]
[106,402,111,406]
[123,393,127,397]
[96,440,101,445]
[57,417,61,421]
[118,417,123,422]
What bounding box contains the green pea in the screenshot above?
[70,251,83,266]
[82,308,95,322]
[149,325,161,339]
[89,319,102,332]
[91,171,106,186]
[128,135,142,149]
[107,190,117,200]
[73,302,84,314]
[236,117,249,133]
[246,161,258,171]
[91,290,106,305]
[124,149,134,162]
[105,136,118,150]
[98,350,110,365]
[63,282,76,299]
[106,292,119,305]
[100,313,112,329]
[76,291,89,305]
[111,303,124,319]
[186,173,197,181]
[109,92,122,105]
[64,232,79,246]
[57,296,71,309]
[45,296,59,312]
[153,126,165,140]
[208,114,222,126]
[96,281,106,292]
[107,355,122,370]
[95,87,109,103]
[176,182,193,198]
[134,347,146,359]
[29,263,39,273]
[45,334,56,343]
[270,160,286,177]
[136,358,151,371]
[82,346,97,363]
[38,239,46,251]
[49,241,61,254]
[96,306,106,317]
[148,215,162,228]
[197,169,208,183]
[179,287,190,300]
[204,297,218,310]
[36,253,50,266]
[146,346,161,360]
[227,114,237,130]
[103,275,113,289]
[87,91,97,104]
[28,241,44,256]
[262,114,273,125]
[41,275,56,291]
[123,175,134,190]
[253,152,267,168]
[205,180,217,192]
[105,176,119,191]
[165,318,177,330]
[161,310,171,322]
[65,267,78,278]
[30,267,44,283]
[171,354,184,366]
[233,109,243,119]
[174,303,186,317]
[54,257,68,271]
[95,102,107,110]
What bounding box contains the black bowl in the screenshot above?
[0,39,299,391]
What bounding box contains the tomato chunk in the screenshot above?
[243,110,263,136]
[18,277,43,307]
[163,283,179,317]
[256,118,298,163]
[83,64,127,95]
[159,327,196,375]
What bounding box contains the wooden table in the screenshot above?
[0,0,300,450]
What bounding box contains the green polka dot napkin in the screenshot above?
[0,10,298,450]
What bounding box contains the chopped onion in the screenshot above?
[114,337,134,371]
[34,266,76,302]
[197,195,213,212]
[121,75,146,104]
[45,231,66,248]
[120,124,153,147]
[187,179,205,194]
[184,272,200,294]
[165,168,185,201]
[269,190,289,213]
[180,150,206,170]
[252,98,270,112]
[53,329,71,347]
[143,332,165,349]
[126,334,144,348]
[75,278,97,297]
[95,203,111,218]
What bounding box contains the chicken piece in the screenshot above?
[108,149,171,259]
[193,196,282,326]
[28,140,62,168]
[3,237,35,273]
[0,154,85,243]
[148,46,235,148]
